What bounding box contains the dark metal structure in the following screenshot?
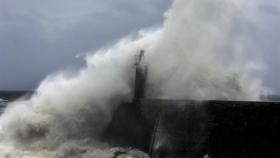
[133,50,148,101]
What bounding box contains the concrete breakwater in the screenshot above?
[104,99,280,158]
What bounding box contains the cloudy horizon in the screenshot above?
[0,0,280,94]
[0,0,171,90]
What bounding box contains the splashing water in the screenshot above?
[0,0,267,157]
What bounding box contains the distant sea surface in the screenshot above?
[0,91,33,114]
[0,98,7,113]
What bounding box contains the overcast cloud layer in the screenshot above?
[0,0,280,94]
[0,0,170,90]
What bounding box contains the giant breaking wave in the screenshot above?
[0,0,266,157]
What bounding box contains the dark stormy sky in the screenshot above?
[0,0,279,94]
[0,0,171,90]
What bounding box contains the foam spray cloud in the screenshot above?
[146,0,265,100]
[0,0,266,157]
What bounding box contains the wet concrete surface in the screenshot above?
[105,99,280,158]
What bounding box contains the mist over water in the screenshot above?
[0,0,267,157]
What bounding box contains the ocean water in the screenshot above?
[0,91,32,114]
[0,98,8,114]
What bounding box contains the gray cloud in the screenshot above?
[0,0,171,90]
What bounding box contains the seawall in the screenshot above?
[104,99,280,158]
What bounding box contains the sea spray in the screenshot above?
[0,0,266,157]
[0,31,158,158]
[146,0,264,100]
